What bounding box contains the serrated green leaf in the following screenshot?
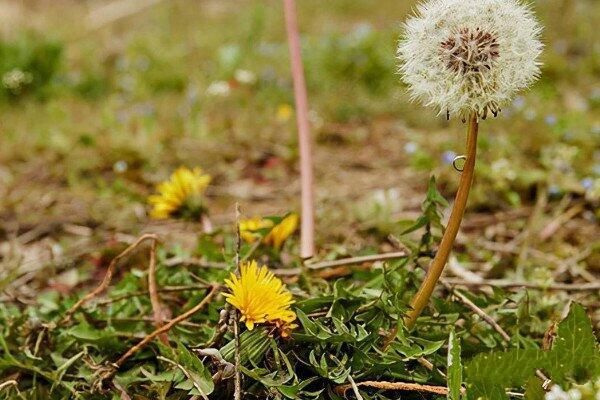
[464,303,600,396]
[524,377,544,400]
[465,348,544,387]
[466,381,507,400]
[545,303,600,385]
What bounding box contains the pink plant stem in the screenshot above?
[283,0,315,259]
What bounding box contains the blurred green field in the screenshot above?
[1,0,598,256]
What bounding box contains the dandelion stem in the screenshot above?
[405,113,479,329]
[283,0,315,259]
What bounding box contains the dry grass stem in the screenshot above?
[61,233,158,325]
[113,285,219,369]
[148,238,169,345]
[306,251,408,270]
[335,380,450,396]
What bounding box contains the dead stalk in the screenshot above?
[306,251,408,270]
[444,282,511,342]
[0,380,18,393]
[61,234,158,325]
[283,0,315,259]
[335,380,450,396]
[113,285,219,369]
[148,238,169,345]
[443,281,551,383]
[443,278,600,291]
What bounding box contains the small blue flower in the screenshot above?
[562,131,573,141]
[581,177,594,190]
[442,150,457,165]
[404,142,417,154]
[548,185,561,197]
[512,96,525,110]
[113,161,128,173]
[544,114,557,126]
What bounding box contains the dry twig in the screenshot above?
[0,380,18,393]
[163,256,228,269]
[442,281,551,384]
[335,380,449,396]
[539,203,584,241]
[443,278,600,291]
[148,238,168,345]
[443,281,511,342]
[112,285,219,370]
[306,251,408,270]
[61,234,158,325]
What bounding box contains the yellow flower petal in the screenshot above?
[147,166,211,220]
[239,217,274,243]
[264,214,299,249]
[223,260,296,331]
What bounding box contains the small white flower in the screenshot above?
[545,386,583,400]
[2,68,32,93]
[206,81,231,97]
[234,69,257,85]
[398,0,543,120]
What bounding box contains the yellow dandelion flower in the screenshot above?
[223,261,296,331]
[264,214,299,249]
[148,167,211,220]
[239,217,275,243]
[276,104,293,122]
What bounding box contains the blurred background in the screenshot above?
[0,0,598,282]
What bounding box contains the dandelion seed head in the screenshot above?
[398,0,543,120]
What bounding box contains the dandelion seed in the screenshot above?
[148,167,211,220]
[223,260,296,331]
[397,0,543,120]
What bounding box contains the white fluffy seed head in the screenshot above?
[398,0,543,121]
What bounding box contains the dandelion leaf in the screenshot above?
[447,328,462,400]
[545,303,600,385]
